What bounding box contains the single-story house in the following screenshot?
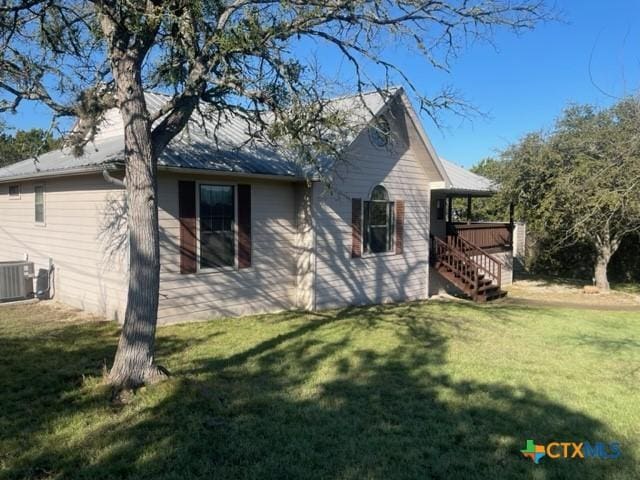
[0,88,516,324]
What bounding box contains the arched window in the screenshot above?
[363,185,395,253]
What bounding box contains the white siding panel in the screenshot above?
[156,173,298,324]
[312,98,431,310]
[0,175,128,320]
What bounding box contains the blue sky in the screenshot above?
[420,1,640,167]
[5,1,640,168]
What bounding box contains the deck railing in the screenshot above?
[446,222,512,251]
[430,235,502,300]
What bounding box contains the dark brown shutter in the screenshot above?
[178,181,197,274]
[351,198,362,258]
[395,200,405,254]
[237,184,252,269]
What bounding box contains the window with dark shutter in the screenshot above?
[237,184,251,269]
[395,200,405,254]
[178,181,197,274]
[351,198,362,258]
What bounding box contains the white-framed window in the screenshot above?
[34,184,45,225]
[8,184,21,199]
[363,185,395,254]
[198,183,236,270]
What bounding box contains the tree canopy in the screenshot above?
[0,128,62,167]
[1,1,550,154]
[473,96,640,289]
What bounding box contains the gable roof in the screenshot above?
[0,88,447,184]
[433,157,497,196]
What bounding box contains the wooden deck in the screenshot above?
[446,222,512,252]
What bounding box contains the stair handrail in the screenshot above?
[432,236,486,273]
[432,235,490,300]
[447,235,502,289]
[452,235,505,265]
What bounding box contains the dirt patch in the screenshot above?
[0,300,107,323]
[505,279,640,311]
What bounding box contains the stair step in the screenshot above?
[483,290,508,301]
[433,247,508,302]
[478,284,499,294]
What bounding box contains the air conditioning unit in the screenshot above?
[0,261,35,301]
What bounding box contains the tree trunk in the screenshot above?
[108,61,166,390]
[593,226,624,293]
[594,251,610,292]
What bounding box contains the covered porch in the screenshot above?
[429,157,515,300]
[431,192,514,252]
[430,157,513,251]
[443,193,514,252]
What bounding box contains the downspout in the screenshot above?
[103,169,126,188]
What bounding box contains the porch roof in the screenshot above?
[432,157,497,197]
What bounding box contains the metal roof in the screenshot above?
[0,89,400,182]
[433,157,497,196]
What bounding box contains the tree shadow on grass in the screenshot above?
[0,303,636,479]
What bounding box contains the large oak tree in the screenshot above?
[0,0,549,390]
[495,97,640,290]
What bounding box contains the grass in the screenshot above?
[0,300,638,479]
[516,273,640,295]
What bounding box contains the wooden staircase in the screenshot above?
[431,235,507,302]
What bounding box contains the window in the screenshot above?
[34,185,45,224]
[9,185,21,199]
[368,116,390,148]
[199,184,234,269]
[363,185,394,253]
[436,198,445,220]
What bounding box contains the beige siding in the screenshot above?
[312,97,431,310]
[156,173,298,324]
[294,184,315,310]
[492,251,514,286]
[0,175,128,319]
[513,221,526,274]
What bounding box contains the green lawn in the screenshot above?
[0,300,638,479]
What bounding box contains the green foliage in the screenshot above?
[0,128,62,167]
[471,96,640,282]
[468,157,511,221]
[610,233,640,283]
[524,101,638,243]
[1,301,638,478]
[0,0,552,166]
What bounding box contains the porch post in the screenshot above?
[447,196,453,223]
[466,195,472,224]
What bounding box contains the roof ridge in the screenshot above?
[325,85,402,103]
